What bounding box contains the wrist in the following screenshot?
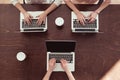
[94,11,100,14]
[65,69,72,76]
[22,11,27,15]
[75,10,81,15]
[64,68,70,72]
[48,68,53,73]
[44,11,48,15]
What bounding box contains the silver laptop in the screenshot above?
[46,40,76,72]
[71,11,99,33]
[20,11,47,32]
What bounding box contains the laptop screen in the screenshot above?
[46,40,76,52]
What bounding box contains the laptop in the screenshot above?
[46,40,76,72]
[20,11,47,32]
[71,11,99,33]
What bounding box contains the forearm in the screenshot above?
[100,60,120,80]
[65,69,75,80]
[44,3,59,15]
[95,0,111,13]
[64,0,80,15]
[45,0,61,15]
[14,3,27,14]
[42,70,52,80]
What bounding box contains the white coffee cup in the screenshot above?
[16,52,26,61]
[55,17,64,26]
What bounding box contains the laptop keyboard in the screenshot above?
[49,54,73,63]
[73,19,97,28]
[22,19,45,28]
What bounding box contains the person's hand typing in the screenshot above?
[48,58,56,71]
[76,12,86,25]
[23,12,33,25]
[60,59,69,71]
[36,12,47,25]
[60,59,75,80]
[88,11,98,23]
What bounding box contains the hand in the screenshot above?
[60,59,68,71]
[88,11,98,23]
[48,58,56,71]
[36,12,47,25]
[61,59,75,80]
[23,12,33,25]
[76,12,86,25]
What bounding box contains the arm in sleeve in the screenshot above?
[95,0,111,13]
[53,0,62,6]
[11,0,19,6]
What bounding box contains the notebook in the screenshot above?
[46,40,76,72]
[20,11,47,32]
[71,11,99,33]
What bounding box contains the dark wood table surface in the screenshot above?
[0,4,120,80]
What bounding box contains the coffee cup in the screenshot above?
[16,52,26,61]
[55,17,64,26]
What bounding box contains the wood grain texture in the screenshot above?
[0,4,120,80]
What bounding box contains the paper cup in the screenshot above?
[55,17,64,26]
[16,52,26,61]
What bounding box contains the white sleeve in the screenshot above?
[53,0,62,6]
[11,0,19,6]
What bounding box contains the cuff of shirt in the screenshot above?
[53,0,62,6]
[11,0,19,6]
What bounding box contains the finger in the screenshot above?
[28,15,32,22]
[49,58,54,64]
[43,19,46,24]
[80,16,86,25]
[53,60,56,65]
[37,19,42,25]
[89,18,95,23]
[61,59,67,64]
[50,58,56,62]
[30,15,33,18]
[53,58,56,62]
[24,19,27,25]
[27,21,31,25]
[60,58,64,63]
[27,19,32,25]
[36,19,40,24]
[28,18,32,24]
[83,20,86,24]
[50,59,56,66]
[25,17,32,25]
[83,15,87,19]
[63,59,67,63]
[25,19,30,25]
[88,13,92,17]
[79,19,85,26]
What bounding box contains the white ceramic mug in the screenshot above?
[55,17,64,26]
[16,52,26,61]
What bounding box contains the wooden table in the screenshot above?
[0,4,120,80]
